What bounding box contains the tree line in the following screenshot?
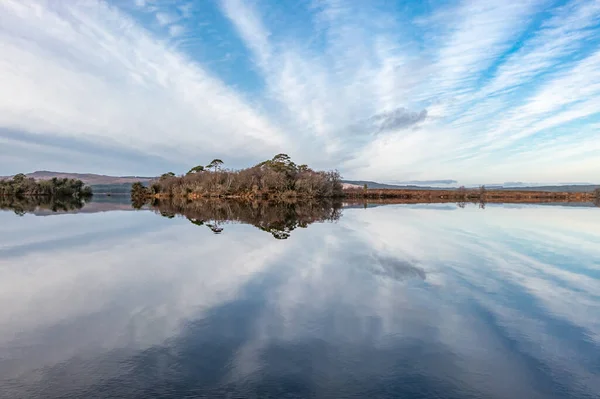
[0,174,93,199]
[131,154,343,201]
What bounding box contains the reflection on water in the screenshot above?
[151,199,342,239]
[0,199,599,398]
[0,196,88,215]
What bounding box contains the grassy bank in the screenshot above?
[344,187,600,203]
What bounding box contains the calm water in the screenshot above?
[0,198,599,398]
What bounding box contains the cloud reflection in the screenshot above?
[0,203,598,397]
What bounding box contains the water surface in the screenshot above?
[0,199,599,398]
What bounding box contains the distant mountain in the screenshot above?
[498,185,600,193]
[342,180,439,190]
[503,181,593,187]
[391,180,457,185]
[1,171,155,185]
[344,180,600,193]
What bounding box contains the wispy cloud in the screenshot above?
[0,0,286,175]
[0,0,598,183]
[370,108,428,132]
[155,11,178,26]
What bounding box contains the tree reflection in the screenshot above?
[0,196,87,216]
[151,199,342,239]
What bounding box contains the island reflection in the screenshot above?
[0,196,88,215]
[147,198,342,239]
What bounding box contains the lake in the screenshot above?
[0,198,599,398]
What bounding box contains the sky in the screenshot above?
[0,0,599,185]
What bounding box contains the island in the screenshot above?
[0,173,93,199]
[131,154,343,201]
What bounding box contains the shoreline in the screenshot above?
[143,188,598,203]
[342,188,597,202]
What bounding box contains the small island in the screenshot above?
[131,154,343,201]
[0,173,93,199]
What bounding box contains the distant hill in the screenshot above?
[392,180,457,185]
[498,185,600,193]
[342,180,439,190]
[21,171,155,185]
[0,171,156,195]
[343,180,600,193]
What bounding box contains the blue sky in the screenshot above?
[0,0,599,185]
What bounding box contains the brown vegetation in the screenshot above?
[344,187,597,203]
[132,154,343,200]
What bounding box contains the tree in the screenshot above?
[187,165,205,174]
[478,185,487,209]
[271,153,295,171]
[13,173,27,183]
[272,153,292,164]
[131,182,147,197]
[160,172,176,180]
[258,154,296,173]
[130,183,148,209]
[206,159,224,172]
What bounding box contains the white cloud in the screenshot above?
[155,11,178,26]
[0,0,286,174]
[478,0,600,98]
[168,24,185,37]
[422,0,548,100]
[0,0,598,183]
